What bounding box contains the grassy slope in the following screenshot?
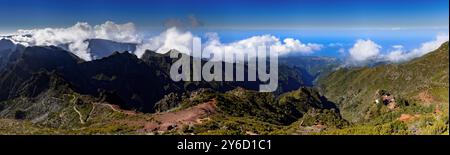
[1,86,344,135]
[319,42,448,121]
[183,87,347,135]
[315,42,449,135]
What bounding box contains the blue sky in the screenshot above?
[0,0,448,29]
[0,0,448,58]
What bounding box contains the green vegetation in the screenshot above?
[179,89,217,109]
[189,115,282,135]
[214,87,345,126]
[314,41,449,135]
[318,42,449,122]
[301,109,349,128]
[0,42,448,135]
[312,110,448,135]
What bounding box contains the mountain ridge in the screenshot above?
[317,42,448,134]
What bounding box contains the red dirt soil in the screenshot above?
[398,114,420,122]
[417,91,435,105]
[106,104,137,115]
[140,99,218,132]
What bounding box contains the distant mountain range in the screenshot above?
[1,34,139,60]
[0,38,315,113]
[0,38,447,135]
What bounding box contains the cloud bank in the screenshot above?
[136,27,322,60]
[202,33,322,61]
[6,21,140,60]
[385,34,449,62]
[4,20,446,65]
[4,21,322,61]
[345,34,449,65]
[135,27,195,57]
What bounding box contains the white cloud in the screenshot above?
[135,27,195,57]
[385,49,406,62]
[0,30,14,36]
[348,39,381,62]
[385,34,449,63]
[345,34,449,65]
[384,45,406,62]
[6,21,140,60]
[136,27,322,60]
[328,43,344,47]
[274,38,322,55]
[392,45,403,49]
[409,34,448,56]
[93,21,140,43]
[4,21,322,61]
[202,33,322,61]
[4,21,447,66]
